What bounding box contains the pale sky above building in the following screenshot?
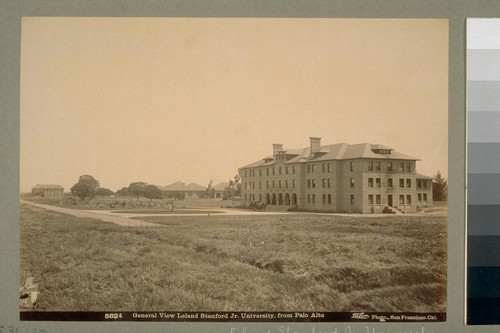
[20,18,448,192]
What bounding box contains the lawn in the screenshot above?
[20,203,447,312]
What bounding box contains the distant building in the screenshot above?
[31,184,64,198]
[159,181,206,199]
[212,182,229,199]
[239,137,433,213]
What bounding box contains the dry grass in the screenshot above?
[20,204,446,312]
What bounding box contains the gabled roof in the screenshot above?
[32,184,64,190]
[415,173,433,180]
[161,181,206,192]
[240,142,419,169]
[212,182,229,191]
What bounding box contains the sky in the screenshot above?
[20,18,448,192]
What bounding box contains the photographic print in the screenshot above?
[19,17,448,322]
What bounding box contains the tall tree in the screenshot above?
[70,175,100,200]
[96,188,114,196]
[144,184,163,202]
[129,181,147,202]
[432,171,448,201]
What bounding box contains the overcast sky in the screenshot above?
[20,18,448,192]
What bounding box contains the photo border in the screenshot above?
[0,0,495,332]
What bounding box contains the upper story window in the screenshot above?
[387,162,393,171]
[399,162,404,172]
[406,179,411,188]
[285,166,289,174]
[312,164,316,173]
[368,178,374,187]
[368,161,374,171]
[375,161,381,171]
[293,166,296,174]
[328,163,332,172]
[388,178,393,188]
[350,178,355,188]
[259,169,262,176]
[406,163,411,172]
[417,180,422,188]
[350,162,354,171]
[376,178,381,188]
[399,179,405,188]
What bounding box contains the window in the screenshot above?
[423,193,427,202]
[259,181,262,189]
[399,195,405,205]
[322,179,326,188]
[328,178,331,188]
[423,180,427,188]
[376,178,381,188]
[368,194,374,205]
[406,179,411,188]
[266,181,269,189]
[328,194,332,204]
[307,179,311,188]
[350,194,355,204]
[375,161,381,171]
[328,163,332,172]
[406,163,411,172]
[272,180,275,188]
[388,178,393,188]
[244,182,247,189]
[307,165,311,173]
[279,167,282,175]
[285,180,289,188]
[350,162,354,171]
[417,180,422,188]
[245,194,247,201]
[399,179,404,188]
[293,180,296,188]
[285,166,289,174]
[293,166,296,174]
[368,178,374,187]
[278,180,281,188]
[259,169,262,176]
[322,163,326,173]
[350,178,355,188]
[312,194,315,203]
[399,162,404,172]
[267,168,269,176]
[406,195,412,205]
[376,195,381,205]
[312,179,316,188]
[307,194,311,203]
[387,162,393,171]
[312,164,316,173]
[418,193,422,202]
[368,161,374,171]
[323,194,327,204]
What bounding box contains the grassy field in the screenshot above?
[20,203,447,312]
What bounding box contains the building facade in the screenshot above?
[239,137,433,213]
[31,184,64,198]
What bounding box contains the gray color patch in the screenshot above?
[467,50,500,81]
[468,174,500,205]
[467,205,500,235]
[468,112,500,142]
[468,81,500,111]
[468,143,500,173]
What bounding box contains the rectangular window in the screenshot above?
[387,162,393,171]
[406,179,411,188]
[327,194,332,204]
[368,194,374,205]
[328,178,331,188]
[293,166,296,174]
[368,178,374,187]
[245,170,247,177]
[418,193,422,202]
[285,180,289,188]
[423,180,428,188]
[245,194,247,201]
[328,163,332,172]
[376,195,381,205]
[376,178,381,188]
[312,179,316,188]
[312,194,315,203]
[259,169,262,176]
[244,182,247,189]
[266,181,269,189]
[307,165,311,173]
[399,162,404,172]
[406,163,411,172]
[278,180,281,188]
[350,194,355,204]
[307,179,311,188]
[375,161,381,171]
[350,178,355,188]
[322,163,326,173]
[307,194,311,203]
[322,179,326,188]
[322,194,327,204]
[399,179,404,188]
[417,180,422,188]
[406,195,412,205]
[399,195,405,205]
[312,164,316,173]
[423,193,427,202]
[350,162,354,171]
[388,178,393,188]
[368,161,374,171]
[285,166,289,174]
[272,180,275,188]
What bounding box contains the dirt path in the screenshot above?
[21,200,162,227]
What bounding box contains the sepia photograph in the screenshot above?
[19,17,448,322]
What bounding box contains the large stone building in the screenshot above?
[239,137,433,213]
[31,184,64,198]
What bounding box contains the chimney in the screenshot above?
[273,144,283,157]
[310,137,321,156]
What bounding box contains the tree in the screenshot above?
[223,179,236,200]
[115,187,130,197]
[432,171,448,201]
[234,174,241,197]
[70,175,100,200]
[96,188,114,196]
[206,179,215,199]
[144,184,163,202]
[129,181,147,202]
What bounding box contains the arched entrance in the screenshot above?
[291,193,297,205]
[265,193,271,205]
[284,193,290,205]
[278,193,284,205]
[271,193,277,205]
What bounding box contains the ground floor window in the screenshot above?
[368,194,374,205]
[350,194,355,204]
[406,195,412,205]
[328,194,332,204]
[376,194,381,205]
[399,195,404,205]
